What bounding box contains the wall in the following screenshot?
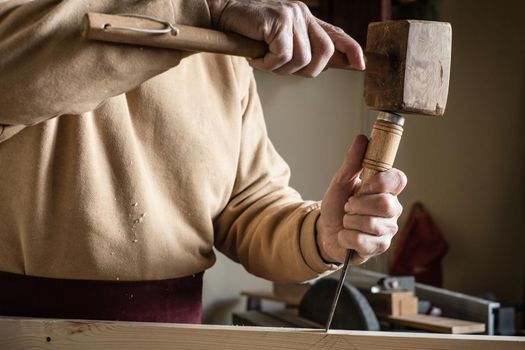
[203,0,525,324]
[394,0,525,302]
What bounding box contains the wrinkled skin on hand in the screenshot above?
[206,0,365,76]
[316,135,407,265]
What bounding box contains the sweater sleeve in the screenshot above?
[213,62,339,283]
[0,0,210,140]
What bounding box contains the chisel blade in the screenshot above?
[325,250,354,332]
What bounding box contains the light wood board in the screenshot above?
[0,317,523,350]
[385,314,486,334]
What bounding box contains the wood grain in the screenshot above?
[0,317,522,350]
[361,116,404,183]
[364,20,451,116]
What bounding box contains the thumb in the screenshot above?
[317,134,368,236]
[334,134,368,187]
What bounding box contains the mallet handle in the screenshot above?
[361,112,405,183]
[83,13,388,72]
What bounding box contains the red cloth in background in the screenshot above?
[390,202,448,287]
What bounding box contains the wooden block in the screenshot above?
[399,294,418,316]
[367,290,418,316]
[385,314,486,334]
[0,316,522,349]
[364,20,452,116]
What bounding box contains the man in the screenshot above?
[0,0,406,323]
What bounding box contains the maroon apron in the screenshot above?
[0,270,203,323]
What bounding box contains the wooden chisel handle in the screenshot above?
[83,12,360,71]
[360,112,405,183]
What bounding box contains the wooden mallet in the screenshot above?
[83,14,451,183]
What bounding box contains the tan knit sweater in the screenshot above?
[0,0,338,282]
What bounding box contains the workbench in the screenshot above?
[0,316,523,350]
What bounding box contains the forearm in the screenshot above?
[215,183,337,282]
[0,0,210,126]
[214,71,338,282]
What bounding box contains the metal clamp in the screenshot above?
[377,111,405,127]
[102,14,179,35]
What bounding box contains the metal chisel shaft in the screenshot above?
[325,249,354,332]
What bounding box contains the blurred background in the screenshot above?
[202,0,525,327]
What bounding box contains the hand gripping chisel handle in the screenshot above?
[324,112,405,332]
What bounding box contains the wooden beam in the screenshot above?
[0,317,523,350]
[384,314,486,334]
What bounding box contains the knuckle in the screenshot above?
[386,220,398,235]
[377,195,393,214]
[355,233,368,250]
[276,50,293,64]
[364,216,377,233]
[330,24,346,34]
[351,253,369,266]
[311,48,333,73]
[390,169,408,191]
[391,171,403,190]
[376,239,391,254]
[398,170,408,188]
[383,194,400,218]
[271,7,291,25]
[296,50,312,68]
[344,199,354,213]
[319,37,335,55]
[294,0,309,12]
[298,69,317,78]
[396,201,404,217]
[289,1,310,17]
[280,6,294,21]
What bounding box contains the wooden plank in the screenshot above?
[0,317,523,350]
[385,314,486,334]
[415,283,499,335]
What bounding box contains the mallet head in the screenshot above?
[364,20,452,116]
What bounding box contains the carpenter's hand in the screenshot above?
[205,0,365,76]
[316,135,407,265]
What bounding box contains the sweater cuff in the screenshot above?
[300,203,341,275]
